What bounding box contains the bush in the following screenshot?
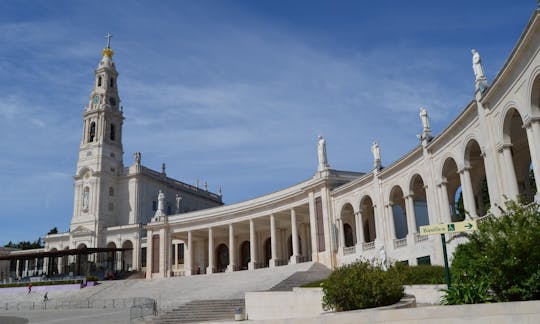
[0,280,83,288]
[441,280,495,305]
[322,260,403,311]
[300,279,325,288]
[448,200,540,303]
[86,276,99,282]
[399,265,446,285]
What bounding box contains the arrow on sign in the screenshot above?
[464,223,473,229]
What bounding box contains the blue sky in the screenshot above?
[0,1,536,245]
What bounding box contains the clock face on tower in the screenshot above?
[92,95,99,105]
[109,97,116,106]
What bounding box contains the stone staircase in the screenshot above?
[153,298,245,323]
[269,262,331,291]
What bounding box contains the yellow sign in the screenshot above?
[419,220,477,236]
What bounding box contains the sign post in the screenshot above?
[418,220,478,289]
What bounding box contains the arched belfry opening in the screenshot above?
[503,108,535,202]
[389,186,407,239]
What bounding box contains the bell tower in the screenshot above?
[70,33,125,247]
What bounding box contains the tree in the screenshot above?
[3,238,43,250]
[449,200,540,302]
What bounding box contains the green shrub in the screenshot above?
[86,276,99,282]
[448,200,540,303]
[300,279,325,288]
[322,260,403,311]
[399,265,446,285]
[441,280,495,305]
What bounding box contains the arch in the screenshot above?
[340,203,356,246]
[76,244,88,276]
[106,242,117,273]
[359,195,376,242]
[442,157,463,221]
[409,174,430,229]
[121,240,133,272]
[464,139,490,216]
[529,68,540,117]
[502,108,535,202]
[240,241,250,270]
[389,185,407,239]
[216,244,229,273]
[97,76,102,87]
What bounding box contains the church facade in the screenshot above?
[33,7,540,279]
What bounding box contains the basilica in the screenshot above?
[4,7,540,280]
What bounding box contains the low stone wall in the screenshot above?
[245,288,415,321]
[256,300,540,323]
[404,284,445,304]
[245,288,325,320]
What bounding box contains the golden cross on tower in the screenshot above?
[105,32,112,48]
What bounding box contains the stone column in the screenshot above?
[207,227,215,274]
[173,243,178,271]
[227,224,236,272]
[386,204,396,239]
[248,219,257,270]
[301,223,309,257]
[459,167,477,218]
[355,211,364,248]
[57,256,63,275]
[438,179,452,223]
[269,214,278,267]
[526,122,540,201]
[25,260,29,277]
[290,208,300,264]
[501,145,520,199]
[15,260,20,278]
[405,195,417,242]
[337,218,345,252]
[185,231,193,276]
[308,193,318,262]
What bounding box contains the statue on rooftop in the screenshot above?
[471,49,488,92]
[134,152,141,165]
[372,141,381,170]
[317,135,330,172]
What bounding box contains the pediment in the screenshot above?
[71,225,94,236]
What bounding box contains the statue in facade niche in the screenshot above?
[175,194,183,214]
[372,141,381,169]
[379,246,388,271]
[317,135,330,172]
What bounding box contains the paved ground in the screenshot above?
[0,262,321,323]
[0,309,128,324]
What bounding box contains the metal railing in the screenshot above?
[0,297,155,312]
[343,246,356,255]
[129,298,157,322]
[362,241,375,251]
[393,238,408,248]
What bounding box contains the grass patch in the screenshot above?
[300,279,326,288]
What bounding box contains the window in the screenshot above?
[109,187,114,196]
[97,76,102,87]
[89,122,96,142]
[110,77,114,88]
[110,124,116,141]
[417,255,431,265]
[152,200,157,211]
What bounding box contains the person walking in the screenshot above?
[27,283,32,294]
